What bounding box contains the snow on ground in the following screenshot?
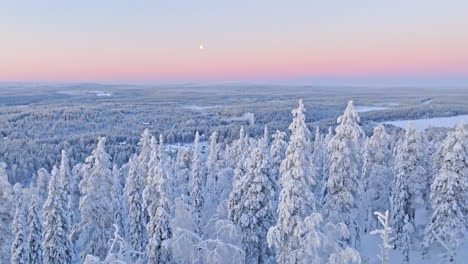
[56,90,112,97]
[360,233,468,264]
[421,98,433,105]
[181,105,222,112]
[382,115,468,131]
[355,106,389,112]
[222,112,255,125]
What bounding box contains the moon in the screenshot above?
[199,44,204,50]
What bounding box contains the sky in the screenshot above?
[0,0,467,85]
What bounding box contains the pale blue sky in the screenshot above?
[1,0,467,84]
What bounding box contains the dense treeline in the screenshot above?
[0,100,467,264]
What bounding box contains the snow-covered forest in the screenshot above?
[1,99,467,264]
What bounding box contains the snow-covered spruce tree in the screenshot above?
[422,123,468,262]
[269,130,287,189]
[59,149,71,215]
[295,213,361,264]
[312,126,325,185]
[206,131,234,219]
[42,165,73,264]
[191,131,204,234]
[173,145,192,198]
[146,138,174,264]
[0,162,14,264]
[262,125,270,146]
[401,215,413,264]
[228,131,253,225]
[83,225,137,264]
[112,164,127,242]
[322,220,361,264]
[322,100,365,245]
[142,135,159,223]
[137,129,154,185]
[124,154,147,259]
[35,168,50,209]
[363,125,393,231]
[391,123,427,250]
[69,163,84,226]
[11,184,29,264]
[226,126,248,168]
[370,210,394,264]
[27,195,43,264]
[230,143,275,263]
[74,137,114,261]
[267,99,318,264]
[320,127,333,199]
[206,131,221,180]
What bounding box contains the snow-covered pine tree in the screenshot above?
[142,135,158,223]
[320,127,333,199]
[226,126,248,168]
[312,126,325,186]
[267,99,317,264]
[206,131,234,218]
[35,168,50,209]
[230,142,275,263]
[322,100,365,245]
[296,213,361,264]
[124,154,147,259]
[262,125,269,146]
[422,123,468,262]
[11,184,29,264]
[111,164,127,242]
[173,145,192,198]
[207,131,221,178]
[391,123,427,250]
[75,137,114,260]
[146,136,173,264]
[191,131,204,234]
[138,129,153,185]
[363,125,393,231]
[42,165,73,264]
[27,195,43,264]
[0,162,14,264]
[401,215,413,264]
[269,130,287,189]
[228,131,253,224]
[59,149,71,218]
[70,163,84,225]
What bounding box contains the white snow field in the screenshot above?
[382,115,468,131]
[355,106,389,112]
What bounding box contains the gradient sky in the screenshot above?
[1,0,467,84]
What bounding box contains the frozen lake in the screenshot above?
[382,115,468,131]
